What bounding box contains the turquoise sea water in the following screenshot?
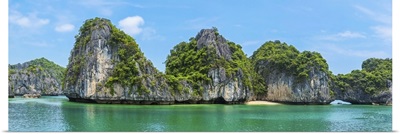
[8,96,392,132]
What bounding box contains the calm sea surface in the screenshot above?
[8,96,392,132]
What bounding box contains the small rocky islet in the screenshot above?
[8,57,65,98]
[8,17,392,105]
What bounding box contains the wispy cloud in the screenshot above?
[318,31,366,41]
[354,5,391,24]
[354,5,391,42]
[22,40,54,47]
[322,44,389,58]
[9,10,50,28]
[55,23,75,32]
[371,26,392,42]
[185,17,219,30]
[119,16,145,36]
[141,27,165,41]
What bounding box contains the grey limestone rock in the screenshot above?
[8,58,64,96]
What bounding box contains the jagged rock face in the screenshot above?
[255,66,332,104]
[165,28,252,104]
[65,26,252,104]
[63,19,113,100]
[8,58,64,96]
[251,42,333,104]
[196,30,250,103]
[195,29,232,60]
[331,58,392,105]
[64,18,174,104]
[204,68,250,102]
[333,81,392,105]
[171,67,251,103]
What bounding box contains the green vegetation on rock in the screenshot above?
[9,57,65,95]
[62,18,391,104]
[251,41,330,83]
[334,58,391,94]
[9,57,65,81]
[66,17,155,95]
[165,28,254,94]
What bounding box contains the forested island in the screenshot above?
[8,58,65,97]
[8,18,392,105]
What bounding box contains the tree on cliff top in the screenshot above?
[251,41,330,82]
[164,28,255,94]
[65,17,154,95]
[335,58,391,94]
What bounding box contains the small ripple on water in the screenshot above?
[8,97,392,132]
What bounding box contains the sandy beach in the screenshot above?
[245,101,283,105]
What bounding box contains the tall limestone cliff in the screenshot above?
[63,18,391,105]
[8,57,65,96]
[164,28,253,104]
[250,41,333,104]
[332,58,392,105]
[64,19,252,104]
[63,18,174,104]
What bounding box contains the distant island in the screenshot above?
[9,17,392,105]
[9,57,65,97]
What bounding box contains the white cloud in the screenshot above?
[9,11,50,28]
[55,24,75,32]
[319,31,366,41]
[371,26,392,42]
[118,16,145,35]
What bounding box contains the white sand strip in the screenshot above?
[245,101,283,105]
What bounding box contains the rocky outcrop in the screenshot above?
[333,80,392,105]
[254,65,332,104]
[171,67,251,104]
[64,18,251,104]
[63,18,390,105]
[164,28,252,104]
[331,58,392,105]
[63,18,174,104]
[251,41,333,104]
[8,58,65,96]
[195,28,232,60]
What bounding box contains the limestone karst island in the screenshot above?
[9,18,392,105]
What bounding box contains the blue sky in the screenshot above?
[8,0,392,75]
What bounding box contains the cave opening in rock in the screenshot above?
[214,97,227,104]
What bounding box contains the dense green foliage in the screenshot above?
[164,38,216,94]
[9,58,65,95]
[65,18,392,98]
[334,58,391,94]
[165,28,255,94]
[105,20,151,95]
[66,17,153,95]
[251,41,329,83]
[9,57,65,81]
